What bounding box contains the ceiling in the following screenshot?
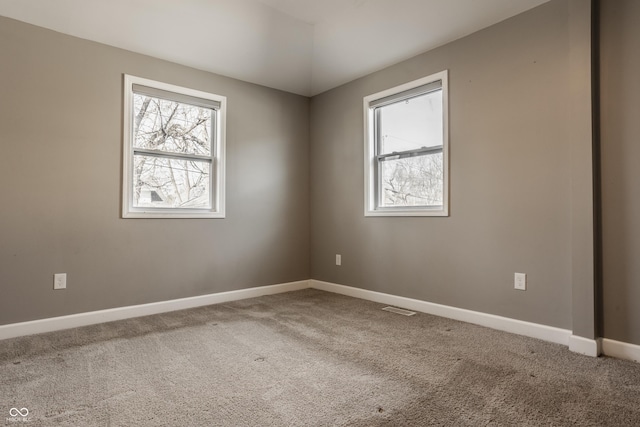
[0,0,549,96]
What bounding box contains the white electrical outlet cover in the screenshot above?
[514,273,526,291]
[54,273,67,290]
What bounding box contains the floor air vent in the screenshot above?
[382,306,416,316]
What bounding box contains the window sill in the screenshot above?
[123,210,225,219]
[364,207,448,217]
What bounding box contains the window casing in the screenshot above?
[364,71,449,216]
[122,75,226,218]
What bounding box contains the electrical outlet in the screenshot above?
[336,254,342,266]
[514,273,526,291]
[54,273,67,290]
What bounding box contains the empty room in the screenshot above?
[1,0,639,425]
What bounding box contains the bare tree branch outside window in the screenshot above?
[132,94,212,209]
[377,89,444,208]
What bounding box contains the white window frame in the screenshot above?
[122,75,226,219]
[363,70,449,217]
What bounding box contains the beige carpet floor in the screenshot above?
[1,289,640,426]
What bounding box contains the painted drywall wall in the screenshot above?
[600,0,640,345]
[0,17,310,325]
[567,0,597,341]
[310,0,578,329]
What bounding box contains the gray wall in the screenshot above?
[310,0,578,329]
[0,17,310,325]
[600,0,640,345]
[5,1,635,346]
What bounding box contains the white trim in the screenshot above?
[0,280,309,341]
[310,280,571,346]
[602,338,640,363]
[122,74,227,219]
[568,335,601,357]
[363,70,449,217]
[8,277,639,364]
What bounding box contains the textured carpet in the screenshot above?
[1,289,639,426]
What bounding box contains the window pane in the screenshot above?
[133,93,212,157]
[379,153,443,207]
[133,154,211,209]
[378,90,442,155]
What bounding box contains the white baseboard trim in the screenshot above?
[568,335,602,357]
[602,338,640,363]
[0,280,310,341]
[5,278,639,364]
[310,280,572,347]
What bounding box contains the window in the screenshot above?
[364,70,448,216]
[122,75,226,218]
